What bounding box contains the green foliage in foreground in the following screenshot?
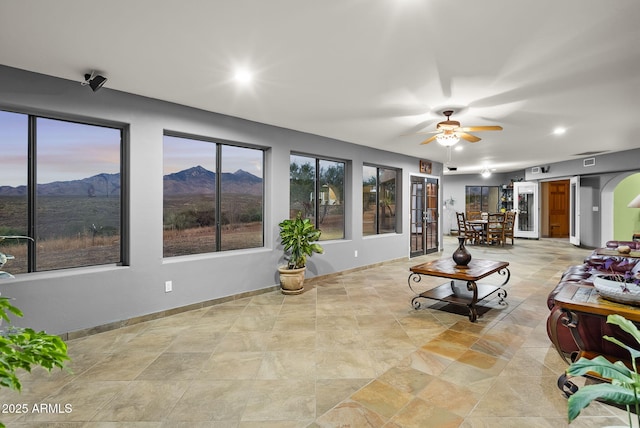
[0,297,70,428]
[0,297,70,391]
[566,314,640,426]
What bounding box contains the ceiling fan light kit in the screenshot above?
[436,131,460,147]
[418,109,502,147]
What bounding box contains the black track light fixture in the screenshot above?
[81,71,107,92]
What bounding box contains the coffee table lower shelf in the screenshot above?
[410,278,508,322]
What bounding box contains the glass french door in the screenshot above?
[410,176,439,257]
[514,181,539,238]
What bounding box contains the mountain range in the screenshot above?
[0,166,263,197]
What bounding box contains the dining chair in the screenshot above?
[467,215,487,244]
[503,211,516,245]
[486,213,506,246]
[467,211,483,221]
[456,212,482,245]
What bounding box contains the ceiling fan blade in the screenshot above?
[459,132,481,143]
[419,135,438,145]
[406,130,440,136]
[460,125,503,132]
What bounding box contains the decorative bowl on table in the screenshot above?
[594,275,640,306]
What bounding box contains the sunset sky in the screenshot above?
[1,110,263,187]
[163,135,263,178]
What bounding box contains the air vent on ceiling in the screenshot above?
[583,158,596,167]
[531,166,541,174]
[447,166,457,171]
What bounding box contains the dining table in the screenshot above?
[466,219,487,244]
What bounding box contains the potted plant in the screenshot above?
[564,314,640,426]
[278,213,324,294]
[592,258,640,305]
[0,235,70,428]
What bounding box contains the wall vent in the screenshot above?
[583,157,596,167]
[531,166,541,174]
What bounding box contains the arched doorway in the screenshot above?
[601,172,640,244]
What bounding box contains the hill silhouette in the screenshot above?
[0,167,262,197]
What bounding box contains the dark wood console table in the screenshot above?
[408,258,510,322]
[552,283,640,351]
[551,283,640,397]
[595,248,640,258]
[553,282,640,320]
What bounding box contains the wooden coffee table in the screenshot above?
[408,258,510,322]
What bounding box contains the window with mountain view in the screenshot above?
[163,134,264,257]
[0,110,123,273]
[363,165,398,235]
[290,154,345,240]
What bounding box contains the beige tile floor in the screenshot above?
[0,236,633,427]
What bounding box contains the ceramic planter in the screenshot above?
[594,275,640,306]
[278,266,306,295]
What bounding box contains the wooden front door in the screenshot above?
[549,180,570,238]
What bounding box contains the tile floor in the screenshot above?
[0,236,633,427]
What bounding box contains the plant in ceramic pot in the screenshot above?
[565,314,640,426]
[0,235,70,428]
[278,213,324,295]
[592,258,640,305]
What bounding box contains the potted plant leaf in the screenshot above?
[278,213,324,294]
[564,314,640,426]
[0,235,70,428]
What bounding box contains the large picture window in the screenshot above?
[289,154,344,240]
[0,110,124,274]
[465,186,500,214]
[363,165,398,235]
[163,134,264,257]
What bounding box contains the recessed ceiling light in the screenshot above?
[454,145,463,151]
[233,68,253,84]
[553,127,566,135]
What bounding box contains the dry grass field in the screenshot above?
[163,222,263,257]
[1,194,350,273]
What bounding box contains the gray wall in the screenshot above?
[440,171,525,233]
[578,176,601,248]
[442,151,640,248]
[0,65,442,334]
[524,150,639,247]
[524,149,640,182]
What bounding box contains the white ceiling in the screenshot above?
[1,0,639,174]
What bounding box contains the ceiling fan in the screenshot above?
[417,110,503,146]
